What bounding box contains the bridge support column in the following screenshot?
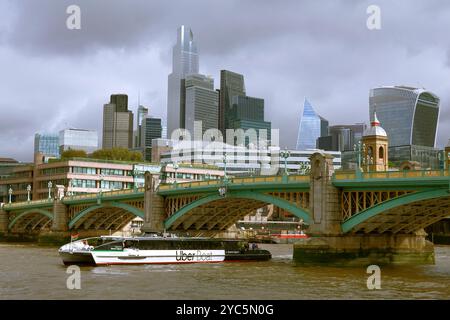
[0,208,9,236]
[293,152,434,265]
[141,172,165,234]
[51,200,69,232]
[38,200,70,245]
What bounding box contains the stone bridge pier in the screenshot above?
[141,172,165,234]
[293,152,435,265]
[0,208,8,237]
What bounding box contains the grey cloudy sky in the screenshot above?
[1,0,449,162]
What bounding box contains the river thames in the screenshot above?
[0,243,449,300]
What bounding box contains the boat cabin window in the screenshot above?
[94,240,124,251]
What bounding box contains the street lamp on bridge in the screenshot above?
[223,153,228,182]
[280,148,290,176]
[47,181,53,200]
[353,141,366,174]
[8,187,13,204]
[27,184,31,202]
[173,161,179,185]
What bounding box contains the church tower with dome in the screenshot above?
[362,112,389,172]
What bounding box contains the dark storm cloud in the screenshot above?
[1,0,450,161]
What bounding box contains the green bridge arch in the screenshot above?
[341,188,450,233]
[164,190,311,229]
[8,209,53,230]
[68,201,144,229]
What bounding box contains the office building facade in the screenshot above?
[369,86,440,148]
[369,86,440,168]
[296,98,329,150]
[34,133,60,158]
[59,128,99,154]
[317,124,366,152]
[219,70,246,133]
[167,26,199,137]
[102,94,134,149]
[141,117,163,162]
[184,74,219,135]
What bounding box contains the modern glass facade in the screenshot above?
[219,70,246,133]
[167,26,199,136]
[59,128,98,153]
[141,117,163,161]
[296,98,329,150]
[228,95,271,146]
[34,133,60,158]
[369,86,440,148]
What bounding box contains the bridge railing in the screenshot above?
[2,198,54,209]
[334,169,449,180]
[158,174,310,191]
[2,188,146,209]
[66,187,145,201]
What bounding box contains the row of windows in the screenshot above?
[114,240,245,250]
[72,179,96,188]
[101,168,124,176]
[72,167,97,175]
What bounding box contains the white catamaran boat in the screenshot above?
[58,234,271,265]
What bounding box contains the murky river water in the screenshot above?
[0,243,449,299]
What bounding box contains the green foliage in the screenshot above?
[90,148,143,162]
[61,149,88,159]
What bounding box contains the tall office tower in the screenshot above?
[183,74,219,135]
[167,25,199,137]
[141,117,162,161]
[59,128,99,154]
[109,94,128,112]
[135,105,149,148]
[296,98,329,150]
[369,86,440,168]
[34,133,60,158]
[228,95,271,145]
[102,94,134,149]
[219,70,246,133]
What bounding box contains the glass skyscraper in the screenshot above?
[369,86,440,148]
[228,95,271,145]
[219,70,246,133]
[167,26,199,137]
[369,86,440,169]
[296,98,329,150]
[141,117,162,161]
[34,133,60,158]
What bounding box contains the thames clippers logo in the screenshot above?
[175,250,213,262]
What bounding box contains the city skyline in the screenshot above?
[1,1,450,162]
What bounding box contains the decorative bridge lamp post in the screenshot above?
[173,162,179,185]
[8,187,13,204]
[133,167,139,192]
[280,148,290,176]
[223,154,228,182]
[27,184,31,202]
[353,141,365,175]
[47,181,53,200]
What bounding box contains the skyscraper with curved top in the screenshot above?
[296,98,329,150]
[369,86,440,148]
[167,25,199,137]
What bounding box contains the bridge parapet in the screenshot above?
[334,169,449,181]
[158,174,310,193]
[2,198,54,211]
